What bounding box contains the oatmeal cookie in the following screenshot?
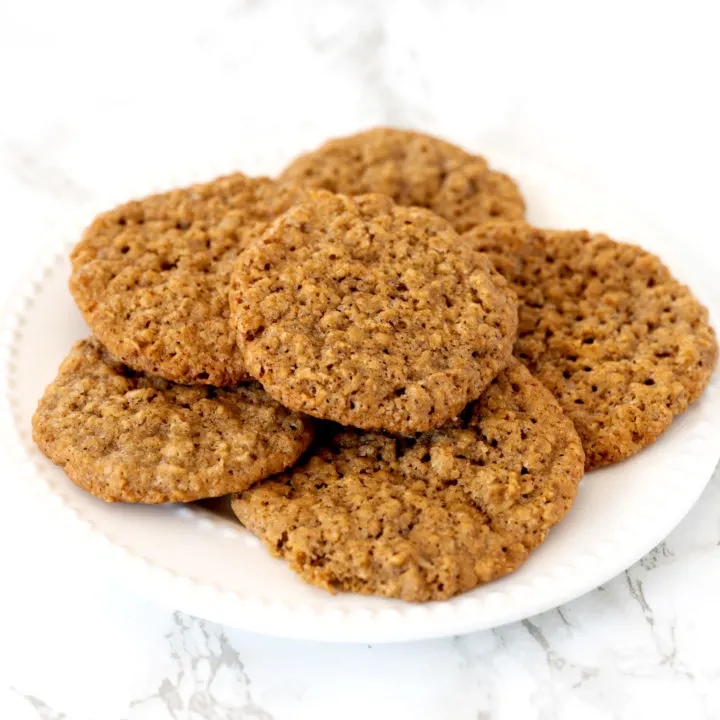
[70,173,307,385]
[230,193,518,434]
[464,222,718,469]
[279,127,525,232]
[232,360,584,602]
[32,338,314,503]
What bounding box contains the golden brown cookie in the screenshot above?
[279,127,525,232]
[464,223,718,469]
[70,173,308,386]
[232,360,584,602]
[32,338,314,504]
[230,193,519,434]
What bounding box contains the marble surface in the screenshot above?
[1,1,720,718]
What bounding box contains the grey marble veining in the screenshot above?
[128,614,273,720]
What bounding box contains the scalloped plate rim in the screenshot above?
[1,153,718,643]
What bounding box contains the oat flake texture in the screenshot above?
[232,360,584,602]
[230,193,519,434]
[464,222,718,469]
[32,338,314,504]
[70,173,308,386]
[279,127,525,232]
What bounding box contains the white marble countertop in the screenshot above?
[1,1,719,718]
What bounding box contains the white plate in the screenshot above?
[2,156,718,643]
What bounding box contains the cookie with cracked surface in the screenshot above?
[230,192,519,434]
[70,173,308,386]
[232,360,584,602]
[32,338,314,504]
[279,127,525,232]
[463,222,718,469]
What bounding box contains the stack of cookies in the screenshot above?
[32,128,718,602]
